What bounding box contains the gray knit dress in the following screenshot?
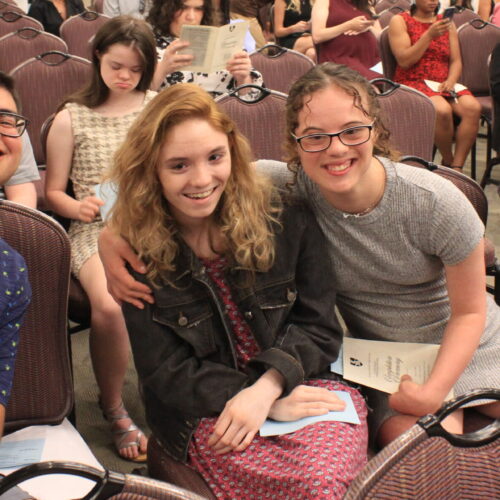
[257,158,500,433]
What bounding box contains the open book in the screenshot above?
[331,338,454,399]
[178,21,249,73]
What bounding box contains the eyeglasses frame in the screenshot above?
[0,111,29,138]
[292,122,375,153]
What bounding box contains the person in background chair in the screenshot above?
[0,72,32,436]
[104,0,152,19]
[27,0,85,36]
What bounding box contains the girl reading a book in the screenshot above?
[98,63,500,450]
[148,0,263,97]
[388,0,481,170]
[106,83,368,498]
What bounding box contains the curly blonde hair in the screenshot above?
[284,63,399,179]
[108,84,280,283]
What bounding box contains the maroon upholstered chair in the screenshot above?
[344,390,499,500]
[452,6,481,28]
[249,43,314,94]
[0,461,209,499]
[215,85,288,161]
[0,201,74,432]
[378,27,398,80]
[372,79,436,161]
[0,27,68,73]
[374,0,411,15]
[378,5,406,30]
[458,19,500,177]
[401,155,499,305]
[0,10,42,37]
[0,0,24,15]
[148,437,216,500]
[60,10,110,60]
[10,51,92,166]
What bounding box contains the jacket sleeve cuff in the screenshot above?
[247,348,304,396]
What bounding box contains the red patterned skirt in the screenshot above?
[187,379,368,499]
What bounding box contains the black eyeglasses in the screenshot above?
[292,123,374,153]
[0,112,29,138]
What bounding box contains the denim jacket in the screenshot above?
[123,202,343,462]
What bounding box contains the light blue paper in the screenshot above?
[0,439,44,468]
[259,390,360,437]
[94,182,118,221]
[330,344,344,375]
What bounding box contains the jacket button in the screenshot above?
[244,311,253,320]
[178,314,188,326]
[287,289,296,302]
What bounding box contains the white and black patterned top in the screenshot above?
[155,35,263,98]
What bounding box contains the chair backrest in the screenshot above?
[458,19,500,95]
[0,201,73,432]
[249,44,314,94]
[375,0,411,15]
[60,10,110,59]
[0,10,42,37]
[452,6,480,28]
[371,79,436,160]
[344,390,500,500]
[378,26,398,80]
[0,27,68,73]
[0,461,209,499]
[400,156,489,224]
[0,0,23,14]
[10,50,92,164]
[378,5,406,29]
[215,85,288,161]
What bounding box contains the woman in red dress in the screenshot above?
[311,0,381,79]
[389,0,481,170]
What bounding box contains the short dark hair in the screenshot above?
[0,71,20,111]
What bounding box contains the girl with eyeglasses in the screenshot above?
[106,83,368,498]
[98,63,500,449]
[283,63,499,446]
[45,16,157,462]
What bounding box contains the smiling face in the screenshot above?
[0,87,22,186]
[170,0,204,37]
[98,42,143,94]
[157,118,231,230]
[295,84,379,205]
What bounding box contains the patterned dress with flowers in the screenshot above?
[393,12,472,97]
[187,256,369,500]
[155,35,263,98]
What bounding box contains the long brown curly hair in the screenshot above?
[284,63,399,179]
[108,84,280,283]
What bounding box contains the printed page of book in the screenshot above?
[179,24,218,72]
[210,21,249,72]
[339,337,454,399]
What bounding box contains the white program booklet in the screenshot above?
[424,79,467,93]
[179,21,249,73]
[331,337,454,399]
